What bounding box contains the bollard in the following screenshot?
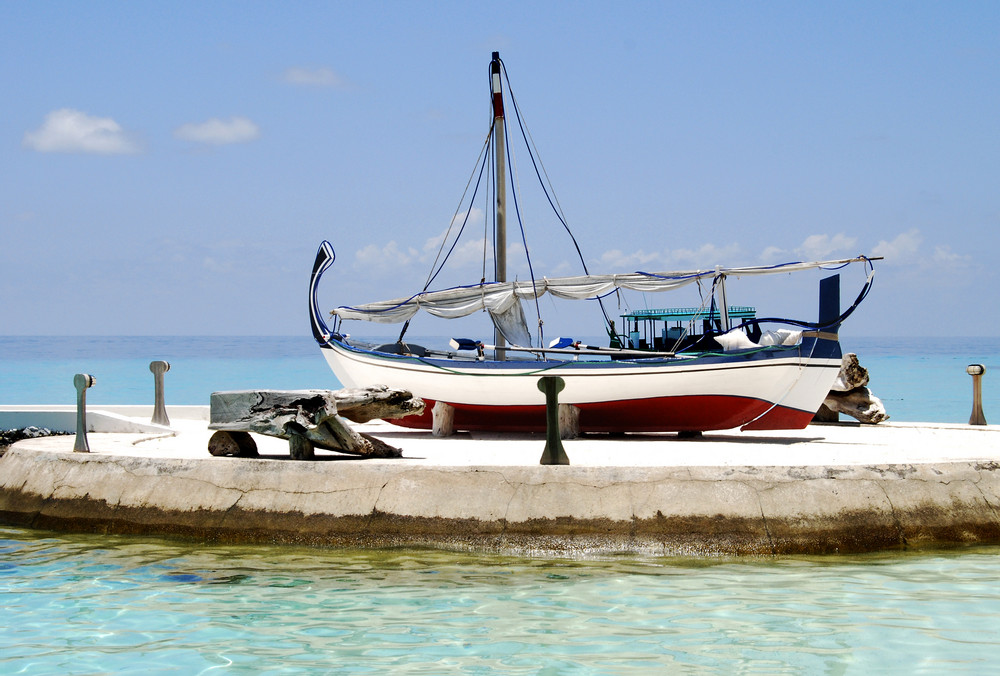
[968,364,987,426]
[538,376,570,465]
[150,360,171,426]
[73,373,96,452]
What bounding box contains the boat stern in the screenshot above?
[742,273,845,430]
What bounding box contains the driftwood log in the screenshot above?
[208,386,424,459]
[814,353,889,424]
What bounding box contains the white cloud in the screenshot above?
[424,209,486,250]
[762,234,865,265]
[666,243,745,269]
[421,210,491,267]
[548,260,576,276]
[450,207,485,230]
[355,241,419,270]
[349,216,496,285]
[283,66,348,88]
[598,248,663,270]
[931,245,974,272]
[795,233,858,261]
[430,237,491,269]
[932,246,962,264]
[202,257,234,273]
[872,229,922,264]
[174,116,260,145]
[593,243,746,273]
[23,108,141,154]
[759,245,787,263]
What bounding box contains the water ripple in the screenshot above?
[3,527,1000,673]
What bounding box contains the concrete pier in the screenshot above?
[2,406,1000,557]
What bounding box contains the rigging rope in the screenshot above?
[423,124,494,292]
[499,87,545,348]
[402,55,631,349]
[397,123,495,344]
[500,59,621,343]
[732,257,876,333]
[395,57,875,353]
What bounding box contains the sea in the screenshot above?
[2,335,1000,673]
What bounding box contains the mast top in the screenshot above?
[490,52,504,120]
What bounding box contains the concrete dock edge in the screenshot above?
[3,442,1000,557]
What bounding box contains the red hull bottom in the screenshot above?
[387,395,776,433]
[740,405,816,431]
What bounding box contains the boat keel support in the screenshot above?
[432,401,455,437]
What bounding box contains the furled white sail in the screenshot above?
[330,257,870,324]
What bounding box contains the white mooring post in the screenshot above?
[73,373,96,452]
[538,376,570,465]
[150,360,171,426]
[968,364,987,426]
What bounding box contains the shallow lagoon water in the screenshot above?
[3,526,1000,674]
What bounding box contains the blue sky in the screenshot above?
[2,1,997,339]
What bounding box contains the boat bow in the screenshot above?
[309,240,336,344]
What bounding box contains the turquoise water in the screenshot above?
[3,526,1000,674]
[1,335,998,423]
[0,336,340,409]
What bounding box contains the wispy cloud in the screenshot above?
[760,233,858,263]
[871,229,922,264]
[174,116,260,145]
[666,243,745,269]
[421,210,490,267]
[353,217,494,278]
[931,245,975,274]
[598,248,664,270]
[350,226,978,289]
[795,233,858,260]
[595,244,748,273]
[23,108,141,154]
[759,245,786,263]
[201,257,235,273]
[283,66,349,88]
[932,245,966,265]
[355,241,420,271]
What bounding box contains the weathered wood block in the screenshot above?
[208,387,424,459]
[814,353,889,424]
[559,403,581,439]
[830,352,870,392]
[432,401,454,437]
[822,387,890,424]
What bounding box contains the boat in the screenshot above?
[308,52,877,434]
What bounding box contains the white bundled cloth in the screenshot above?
[715,328,802,351]
[757,329,803,346]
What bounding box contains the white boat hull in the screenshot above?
[318,334,842,433]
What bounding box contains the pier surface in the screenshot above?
[2,406,999,557]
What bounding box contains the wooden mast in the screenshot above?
[491,51,507,360]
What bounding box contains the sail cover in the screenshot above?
[488,298,533,347]
[331,257,871,324]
